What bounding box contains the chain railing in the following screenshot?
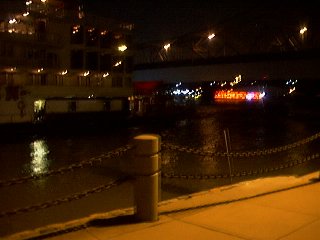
[0,177,129,218]
[0,131,319,226]
[162,153,320,180]
[0,144,133,188]
[162,131,320,157]
[0,135,161,223]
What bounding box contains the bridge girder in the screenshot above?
[134,7,319,65]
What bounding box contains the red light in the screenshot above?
[214,90,263,101]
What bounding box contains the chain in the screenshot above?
[162,153,320,180]
[0,144,133,188]
[162,132,320,157]
[0,177,129,218]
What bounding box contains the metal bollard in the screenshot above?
[132,134,161,222]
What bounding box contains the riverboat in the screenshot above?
[0,0,134,125]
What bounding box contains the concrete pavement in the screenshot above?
[5,172,320,240]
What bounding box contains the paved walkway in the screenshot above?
[5,172,320,240]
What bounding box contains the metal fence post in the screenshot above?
[224,129,233,183]
[132,134,161,221]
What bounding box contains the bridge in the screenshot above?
[132,7,320,84]
[133,50,320,83]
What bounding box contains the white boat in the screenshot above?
[0,0,134,124]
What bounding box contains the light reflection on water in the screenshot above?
[160,103,320,178]
[29,139,50,175]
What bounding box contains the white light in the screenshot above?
[100,30,107,35]
[37,68,44,73]
[72,25,80,34]
[23,12,29,17]
[41,0,47,3]
[30,139,49,175]
[103,73,109,77]
[9,19,17,24]
[172,90,179,95]
[259,92,266,99]
[300,27,307,35]
[208,33,215,40]
[118,45,127,52]
[246,92,254,101]
[164,43,171,51]
[289,87,296,94]
[60,70,68,75]
[83,71,90,76]
[175,82,182,87]
[26,1,32,6]
[182,89,189,95]
[114,61,122,67]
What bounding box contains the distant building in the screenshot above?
[0,0,134,124]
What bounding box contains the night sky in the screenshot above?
[81,0,317,44]
[2,0,317,44]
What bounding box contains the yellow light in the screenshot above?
[114,61,122,67]
[300,27,307,35]
[9,19,17,24]
[34,100,45,111]
[103,73,109,77]
[30,139,49,175]
[289,87,296,94]
[73,25,80,30]
[60,70,68,75]
[118,44,128,52]
[230,74,242,86]
[100,30,107,35]
[83,71,90,77]
[23,12,29,17]
[41,0,47,3]
[37,68,44,73]
[26,1,32,6]
[164,43,171,51]
[208,33,215,40]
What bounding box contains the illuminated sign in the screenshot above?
[214,90,265,101]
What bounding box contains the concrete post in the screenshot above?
[132,134,161,221]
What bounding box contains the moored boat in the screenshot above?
[0,0,134,125]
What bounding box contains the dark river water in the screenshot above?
[1,98,320,236]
